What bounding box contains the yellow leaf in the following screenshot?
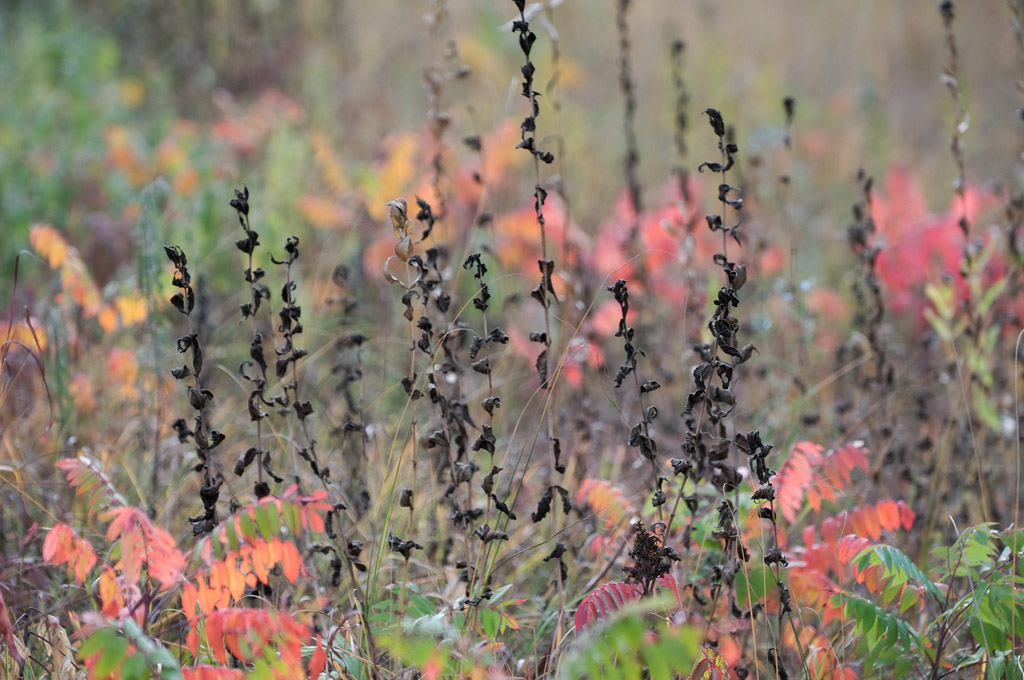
[5,319,46,351]
[29,224,68,268]
[362,133,420,220]
[116,294,147,327]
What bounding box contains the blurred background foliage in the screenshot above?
[2,0,1023,525]
[2,0,1020,293]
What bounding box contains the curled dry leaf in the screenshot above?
[394,235,413,262]
[387,198,410,238]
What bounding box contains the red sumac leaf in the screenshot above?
[574,575,680,631]
[574,581,642,631]
[309,635,327,680]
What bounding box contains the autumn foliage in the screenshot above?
[40,457,329,680]
[4,2,1024,680]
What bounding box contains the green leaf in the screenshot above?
[988,654,1006,680]
[977,275,1008,317]
[282,501,300,536]
[151,647,183,680]
[250,655,273,680]
[971,384,1002,434]
[880,579,902,608]
[656,627,699,674]
[94,635,129,678]
[225,513,240,552]
[640,641,671,680]
[266,502,281,537]
[959,527,998,566]
[78,629,117,661]
[211,533,223,560]
[488,583,513,602]
[479,607,499,640]
[585,653,608,680]
[405,594,435,619]
[856,544,941,601]
[254,504,272,540]
[899,586,919,615]
[970,615,1010,654]
[734,565,777,608]
[120,652,148,680]
[988,652,1024,680]
[831,592,921,667]
[238,511,256,542]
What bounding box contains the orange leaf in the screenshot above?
[308,635,327,680]
[862,506,882,540]
[898,500,915,530]
[772,441,822,523]
[187,627,200,657]
[252,541,270,584]
[806,487,822,513]
[838,535,871,568]
[215,579,231,612]
[98,567,124,618]
[820,516,841,546]
[183,667,245,680]
[182,583,198,621]
[576,479,634,527]
[205,610,227,664]
[198,581,219,616]
[281,540,301,582]
[43,523,97,584]
[100,507,185,589]
[224,629,248,663]
[266,538,283,568]
[772,441,871,524]
[98,306,119,333]
[306,509,325,534]
[876,499,900,532]
[41,524,66,564]
[832,667,858,680]
[226,558,246,603]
